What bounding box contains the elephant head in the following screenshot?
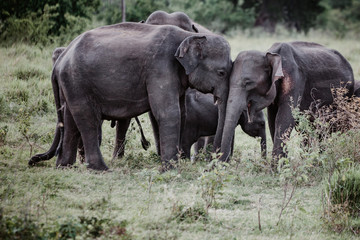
[220,50,283,161]
[239,110,267,158]
[175,34,232,151]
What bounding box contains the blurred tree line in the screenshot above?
[1,0,359,45]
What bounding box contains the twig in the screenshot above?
[277,182,296,225]
[258,196,262,232]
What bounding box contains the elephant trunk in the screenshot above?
[213,82,229,153]
[213,100,226,152]
[220,88,246,162]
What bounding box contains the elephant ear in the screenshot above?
[265,52,284,96]
[175,36,207,75]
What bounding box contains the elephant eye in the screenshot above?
[217,70,226,77]
[244,79,252,86]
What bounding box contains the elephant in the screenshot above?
[52,47,66,65]
[112,10,214,159]
[220,41,354,168]
[181,89,266,159]
[29,47,151,165]
[29,22,232,171]
[145,10,212,34]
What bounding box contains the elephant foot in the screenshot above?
[86,161,109,171]
[56,164,78,170]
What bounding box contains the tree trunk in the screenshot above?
[254,0,283,33]
[121,0,126,22]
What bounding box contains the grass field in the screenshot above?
[1,30,360,239]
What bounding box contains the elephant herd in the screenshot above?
[29,11,356,171]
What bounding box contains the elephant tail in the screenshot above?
[135,117,151,150]
[29,71,64,166]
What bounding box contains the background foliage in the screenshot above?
[1,0,360,45]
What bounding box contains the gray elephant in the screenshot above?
[181,89,266,159]
[220,41,354,168]
[30,47,150,165]
[29,22,232,171]
[145,10,212,34]
[112,10,214,159]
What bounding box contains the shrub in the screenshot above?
[13,67,47,81]
[198,156,230,210]
[328,167,360,217]
[0,211,43,240]
[0,4,57,45]
[290,87,360,234]
[170,202,209,223]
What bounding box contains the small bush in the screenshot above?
[328,167,360,217]
[170,203,209,223]
[0,4,57,45]
[6,88,30,104]
[198,157,230,210]
[0,211,43,240]
[13,67,47,81]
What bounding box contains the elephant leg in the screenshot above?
[260,135,267,159]
[56,104,80,167]
[180,132,197,160]
[70,106,108,171]
[230,135,235,157]
[267,104,278,143]
[272,104,295,169]
[149,95,181,169]
[194,137,205,155]
[180,123,199,160]
[149,112,160,155]
[77,139,85,163]
[179,94,186,157]
[113,118,131,159]
[78,121,103,163]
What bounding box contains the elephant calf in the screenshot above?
[181,89,266,159]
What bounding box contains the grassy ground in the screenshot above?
[0,30,360,239]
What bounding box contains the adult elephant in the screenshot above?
[220,41,354,168]
[181,89,266,159]
[30,47,150,165]
[112,10,214,158]
[29,22,232,171]
[145,10,212,34]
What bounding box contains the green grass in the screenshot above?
[1,31,360,239]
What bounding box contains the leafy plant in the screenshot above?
[328,167,360,217]
[198,155,230,211]
[170,202,208,223]
[0,210,43,240]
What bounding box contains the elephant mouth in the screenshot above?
[214,95,220,105]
